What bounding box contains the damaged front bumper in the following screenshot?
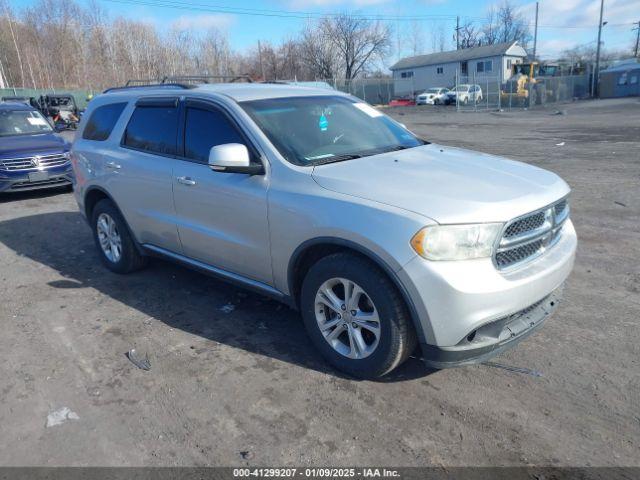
[420,286,563,369]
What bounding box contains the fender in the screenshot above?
[287,236,427,343]
[83,185,145,256]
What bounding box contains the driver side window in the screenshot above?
[184,107,248,163]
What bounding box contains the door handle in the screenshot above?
[176,176,197,186]
[105,161,121,170]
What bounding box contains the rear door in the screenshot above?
[172,98,272,284]
[108,97,182,252]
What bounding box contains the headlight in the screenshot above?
[410,223,503,261]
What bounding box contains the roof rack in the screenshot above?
[162,74,253,84]
[103,83,195,93]
[102,74,254,94]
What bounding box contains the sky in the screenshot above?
[9,0,640,65]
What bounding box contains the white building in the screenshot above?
[390,41,528,96]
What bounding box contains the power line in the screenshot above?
[98,0,636,28]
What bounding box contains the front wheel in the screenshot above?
[300,253,417,379]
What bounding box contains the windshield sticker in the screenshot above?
[319,114,328,131]
[27,117,47,126]
[353,103,383,118]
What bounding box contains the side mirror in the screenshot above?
[208,143,264,175]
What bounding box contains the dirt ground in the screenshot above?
[0,98,638,467]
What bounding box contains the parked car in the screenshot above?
[416,88,450,105]
[72,83,576,378]
[388,97,415,107]
[447,84,483,105]
[0,102,73,193]
[35,94,80,130]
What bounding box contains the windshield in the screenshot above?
[427,88,440,93]
[454,86,470,92]
[241,96,424,166]
[0,109,53,137]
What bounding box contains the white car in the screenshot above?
[447,84,483,105]
[416,88,450,105]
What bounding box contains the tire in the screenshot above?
[91,199,147,274]
[300,253,417,379]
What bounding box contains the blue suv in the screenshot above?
[0,102,73,193]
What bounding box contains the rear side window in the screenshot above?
[123,105,178,155]
[184,107,246,163]
[82,102,127,141]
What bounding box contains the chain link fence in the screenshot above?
[454,73,592,112]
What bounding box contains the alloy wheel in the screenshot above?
[96,213,122,263]
[314,277,381,359]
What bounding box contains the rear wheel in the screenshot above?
[300,253,417,379]
[91,199,147,274]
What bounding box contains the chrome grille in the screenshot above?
[0,153,69,171]
[495,198,569,270]
[504,211,546,238]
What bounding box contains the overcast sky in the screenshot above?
[10,0,640,63]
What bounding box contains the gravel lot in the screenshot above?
[0,98,638,467]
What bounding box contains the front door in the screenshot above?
[172,99,272,284]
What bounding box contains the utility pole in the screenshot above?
[634,21,640,58]
[456,16,460,50]
[532,2,539,60]
[593,0,605,98]
[258,40,265,81]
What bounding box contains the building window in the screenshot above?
[400,71,414,78]
[476,60,493,73]
[630,75,638,85]
[507,59,512,69]
[436,66,443,74]
[461,61,468,75]
[618,73,628,86]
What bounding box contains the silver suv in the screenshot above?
[71,83,576,378]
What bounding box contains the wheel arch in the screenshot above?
[287,237,426,343]
[83,186,144,255]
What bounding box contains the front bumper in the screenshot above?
[0,163,74,193]
[398,219,577,367]
[420,286,562,368]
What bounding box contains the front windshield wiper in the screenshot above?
[312,153,362,165]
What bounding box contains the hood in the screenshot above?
[311,144,570,224]
[0,133,70,158]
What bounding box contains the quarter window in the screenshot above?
[82,102,127,141]
[123,105,178,155]
[184,107,247,163]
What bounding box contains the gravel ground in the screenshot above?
[0,98,638,467]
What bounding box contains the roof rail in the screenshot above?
[102,83,195,93]
[102,73,254,94]
[161,74,253,84]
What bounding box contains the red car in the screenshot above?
[388,98,415,107]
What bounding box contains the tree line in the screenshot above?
[0,0,395,90]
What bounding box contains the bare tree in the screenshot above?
[300,23,340,80]
[456,21,481,49]
[321,14,391,81]
[483,1,531,47]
